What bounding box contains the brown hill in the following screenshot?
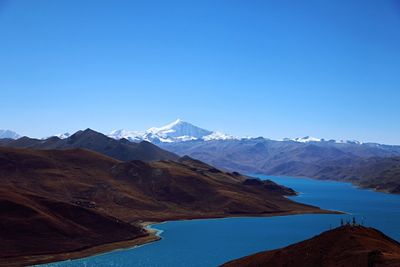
[222,225,400,267]
[0,128,179,162]
[314,157,400,194]
[0,190,148,266]
[0,147,329,266]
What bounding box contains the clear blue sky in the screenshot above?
[1,0,400,144]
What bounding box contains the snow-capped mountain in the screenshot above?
[108,129,145,142]
[109,119,238,143]
[145,119,219,142]
[42,132,71,140]
[283,136,362,144]
[335,139,362,145]
[0,130,20,139]
[109,120,361,145]
[54,133,71,139]
[287,136,322,143]
[202,131,236,141]
[147,119,212,139]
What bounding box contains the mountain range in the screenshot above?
[112,120,400,194]
[0,119,389,145]
[160,138,400,193]
[0,128,179,162]
[107,119,371,145]
[2,120,400,193]
[0,130,20,139]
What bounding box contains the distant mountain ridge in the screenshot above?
[108,119,370,145]
[0,130,20,139]
[108,119,400,148]
[54,132,71,139]
[160,138,400,193]
[284,136,362,144]
[0,128,179,162]
[302,156,400,194]
[0,120,394,146]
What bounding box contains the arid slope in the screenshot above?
[222,226,400,267]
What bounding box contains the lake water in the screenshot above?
[40,176,400,267]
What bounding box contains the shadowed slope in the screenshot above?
[0,190,145,259]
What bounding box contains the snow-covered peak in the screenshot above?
[54,133,71,139]
[108,119,237,143]
[0,129,20,139]
[147,119,212,140]
[284,136,362,145]
[334,139,362,145]
[109,129,145,142]
[147,119,183,134]
[203,131,236,141]
[291,136,322,143]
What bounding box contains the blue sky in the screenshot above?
[1,0,400,144]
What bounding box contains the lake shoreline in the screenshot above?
[2,209,340,267]
[0,233,161,267]
[253,173,400,195]
[255,173,400,195]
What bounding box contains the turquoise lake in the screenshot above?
[40,176,400,267]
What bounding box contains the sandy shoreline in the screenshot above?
[1,209,341,267]
[0,230,161,267]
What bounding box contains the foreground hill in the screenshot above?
[0,147,328,266]
[160,139,400,193]
[0,189,149,267]
[0,128,179,162]
[222,225,400,267]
